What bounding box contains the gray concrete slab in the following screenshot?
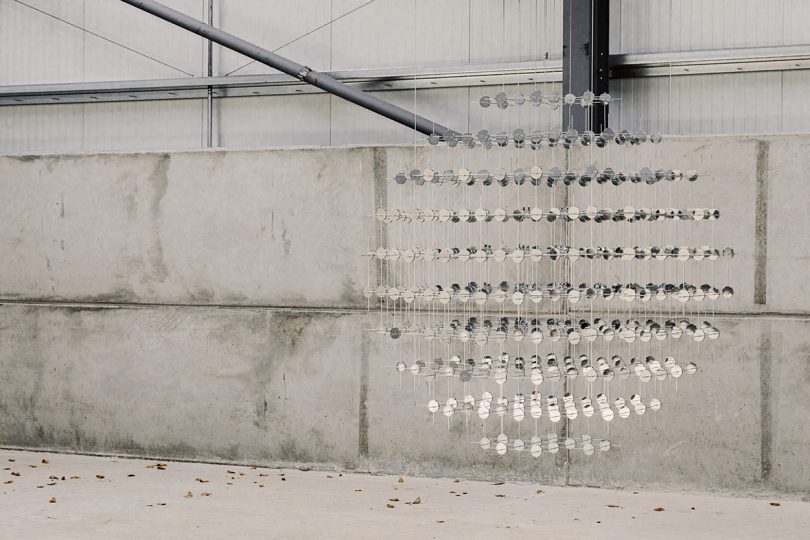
[765,136,810,313]
[567,316,762,493]
[0,147,375,308]
[1,450,807,540]
[768,318,810,493]
[0,304,361,468]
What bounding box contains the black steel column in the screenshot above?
[562,0,610,132]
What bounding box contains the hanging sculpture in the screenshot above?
[366,87,733,459]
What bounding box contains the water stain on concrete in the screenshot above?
[281,227,291,256]
[147,154,171,283]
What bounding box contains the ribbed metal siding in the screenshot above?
[0,0,807,154]
[610,0,810,53]
[0,0,207,85]
[0,100,206,154]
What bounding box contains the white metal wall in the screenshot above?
[610,0,809,53]
[0,0,808,154]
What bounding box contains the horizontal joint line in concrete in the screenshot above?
[0,299,369,314]
[2,300,810,320]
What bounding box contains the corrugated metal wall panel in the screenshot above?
[782,70,810,133]
[217,0,332,76]
[82,99,206,151]
[218,94,332,148]
[611,0,810,54]
[0,103,85,154]
[609,72,783,135]
[0,0,86,85]
[0,99,206,154]
[0,0,807,153]
[82,0,207,80]
[1,0,206,85]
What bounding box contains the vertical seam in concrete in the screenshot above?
[373,148,388,283]
[759,327,773,483]
[358,148,387,461]
[359,329,370,459]
[754,140,769,306]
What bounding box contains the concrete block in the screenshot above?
[768,318,810,493]
[0,147,376,308]
[0,304,362,467]
[567,316,763,492]
[363,323,567,484]
[765,136,810,313]
[569,136,758,315]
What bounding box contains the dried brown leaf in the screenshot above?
[70,476,79,480]
[770,502,781,507]
[10,472,20,477]
[184,491,193,498]
[49,497,56,504]
[386,503,395,509]
[96,475,105,479]
[536,489,544,494]
[388,498,399,502]
[196,478,209,483]
[28,465,37,468]
[495,494,506,498]
[127,474,135,478]
[3,480,12,485]
[201,492,211,497]
[41,459,49,464]
[398,477,405,483]
[607,504,621,508]
[653,507,665,512]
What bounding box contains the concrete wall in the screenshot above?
[1,137,809,495]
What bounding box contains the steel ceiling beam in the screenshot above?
[2,46,810,107]
[611,45,810,78]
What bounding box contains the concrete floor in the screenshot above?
[0,450,806,539]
